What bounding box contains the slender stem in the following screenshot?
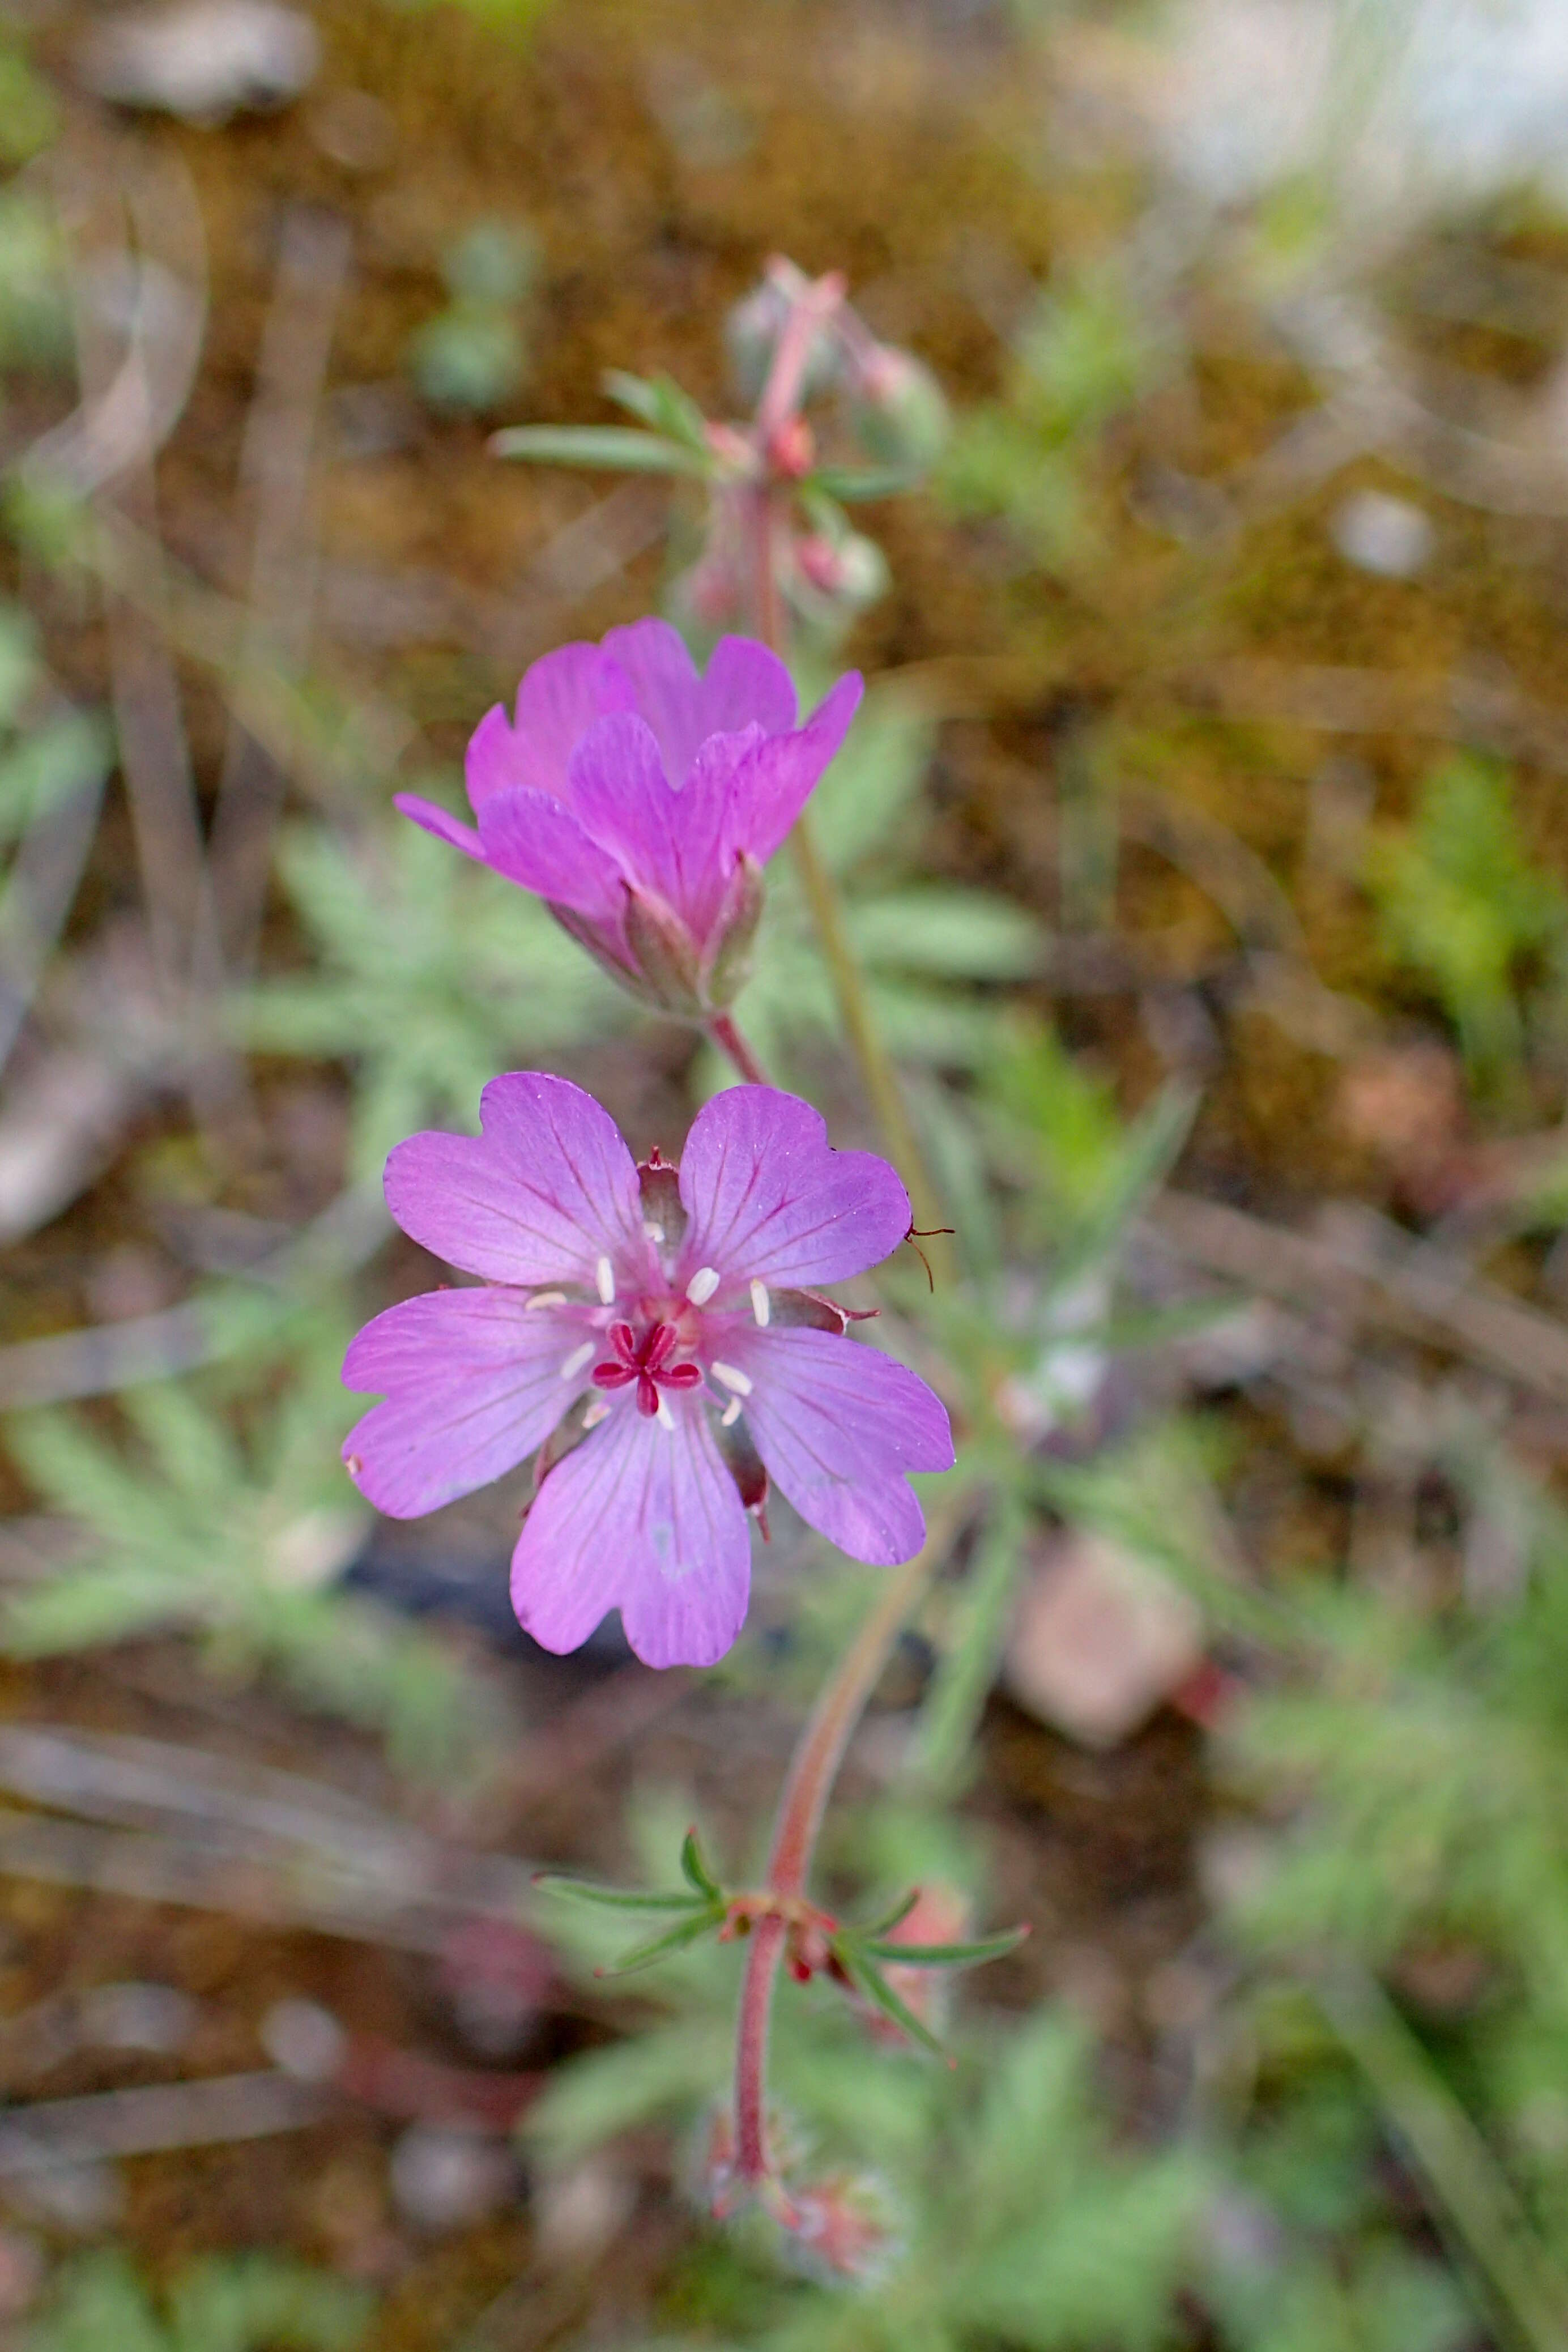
[708,1009,772,1088]
[732,1495,968,2184]
[785,818,948,1251]
[742,337,950,1261]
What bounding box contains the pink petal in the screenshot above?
[599,618,708,786]
[731,672,863,866]
[671,723,766,942]
[342,1288,582,1517]
[476,785,628,922]
[697,637,797,741]
[510,1397,752,1667]
[731,1326,955,1564]
[384,1071,644,1286]
[563,713,683,911]
[502,641,635,801]
[395,792,485,860]
[677,1086,911,1289]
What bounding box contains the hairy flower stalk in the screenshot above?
[340,1073,952,1668]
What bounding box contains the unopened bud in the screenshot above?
[849,344,950,475]
[792,530,888,616]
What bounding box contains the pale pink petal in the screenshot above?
[562,714,682,910]
[732,672,863,865]
[395,792,485,860]
[511,1397,752,1667]
[729,1326,954,1563]
[696,637,797,741]
[342,1288,583,1517]
[476,786,628,923]
[600,616,719,785]
[384,1071,644,1285]
[677,1086,910,1289]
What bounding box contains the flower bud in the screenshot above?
[791,529,889,623]
[849,344,950,476]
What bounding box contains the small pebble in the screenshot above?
[260,1999,346,2083]
[388,2124,514,2235]
[1331,488,1434,578]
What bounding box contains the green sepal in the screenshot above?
[859,1925,1029,1969]
[596,1908,722,1977]
[532,1873,711,1914]
[489,424,711,476]
[679,1827,722,1901]
[839,1951,949,2060]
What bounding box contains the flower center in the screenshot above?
[591,1318,704,1418]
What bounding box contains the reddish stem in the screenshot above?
[731,1509,963,2184]
[708,1009,772,1087]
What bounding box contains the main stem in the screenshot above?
[732,1505,962,2185]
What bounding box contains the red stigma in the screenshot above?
[591,1319,703,1416]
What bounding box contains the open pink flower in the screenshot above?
[396,621,862,1016]
[341,1073,953,1669]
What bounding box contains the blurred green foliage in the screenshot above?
[26,2251,369,2352]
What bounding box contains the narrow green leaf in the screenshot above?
[532,1873,711,1914]
[488,424,710,475]
[598,1910,721,1977]
[860,1925,1029,1969]
[860,1887,923,1938]
[808,463,919,502]
[603,368,710,451]
[841,1953,949,2059]
[679,1827,722,1900]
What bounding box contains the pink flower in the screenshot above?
[396,621,862,1016]
[341,1073,953,1669]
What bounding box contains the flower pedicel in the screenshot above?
[341,1073,953,1668]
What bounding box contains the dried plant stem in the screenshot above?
[732,1493,967,2186]
[706,1009,772,1087]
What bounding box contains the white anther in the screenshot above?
[582,1396,611,1429]
[711,1362,752,1396]
[559,1341,595,1382]
[643,1219,665,1242]
[721,1396,742,1427]
[685,1265,721,1306]
[655,1392,676,1431]
[526,1290,566,1311]
[595,1255,616,1305]
[750,1280,770,1327]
